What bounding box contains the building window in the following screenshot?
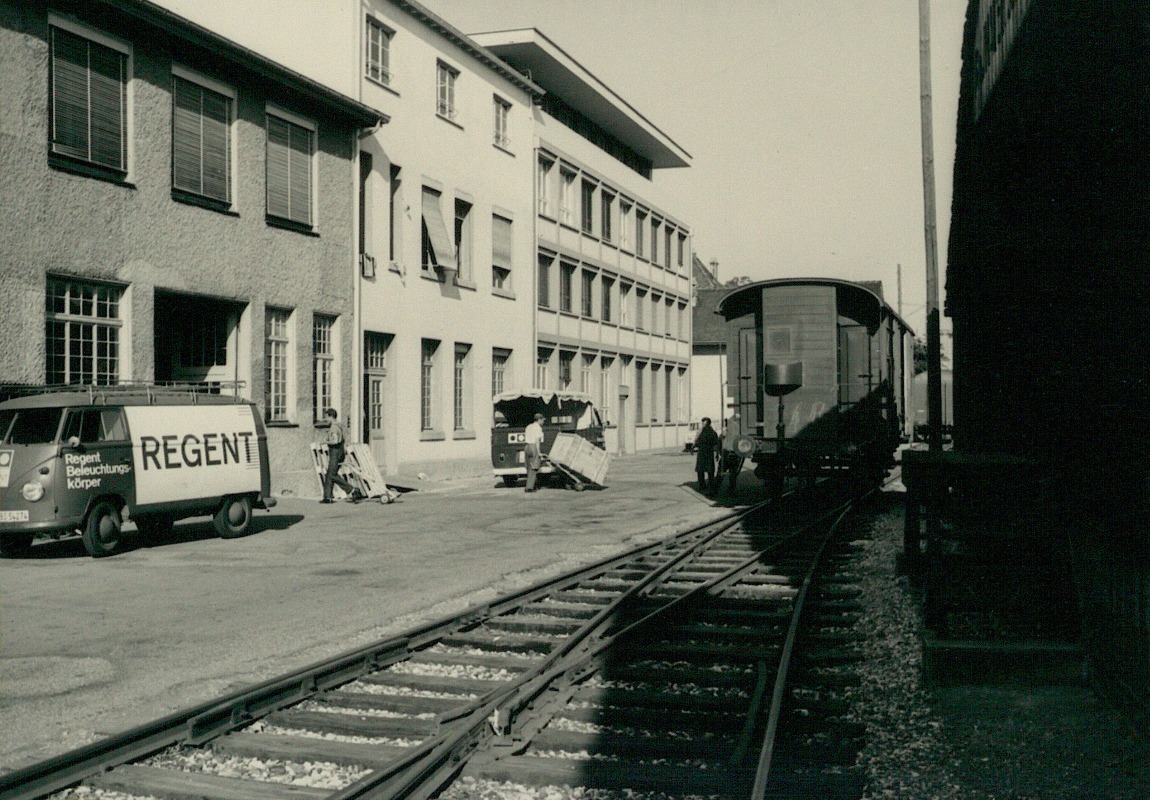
[265,308,291,422]
[312,315,336,421]
[601,192,614,243]
[560,263,575,313]
[389,165,403,262]
[492,348,510,398]
[651,218,660,264]
[558,351,574,390]
[635,288,646,331]
[537,256,552,308]
[635,210,647,258]
[619,283,631,327]
[665,227,674,268]
[559,168,576,225]
[172,72,232,204]
[599,357,613,424]
[421,339,439,431]
[634,362,645,424]
[436,61,458,120]
[665,297,674,337]
[580,354,594,394]
[455,198,472,280]
[46,277,122,385]
[620,201,632,249]
[536,348,551,389]
[537,155,554,216]
[581,270,595,318]
[266,109,315,228]
[492,215,512,290]
[602,277,614,323]
[581,180,595,234]
[49,22,129,174]
[678,233,687,271]
[493,95,510,148]
[453,343,471,431]
[421,187,455,272]
[365,16,393,85]
[664,366,672,422]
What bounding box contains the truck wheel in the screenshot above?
[82,500,122,558]
[214,495,252,539]
[502,476,519,487]
[136,515,175,539]
[0,532,33,558]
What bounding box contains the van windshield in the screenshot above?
[1,408,64,445]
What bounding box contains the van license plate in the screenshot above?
[0,510,29,522]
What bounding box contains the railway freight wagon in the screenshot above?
[716,279,914,492]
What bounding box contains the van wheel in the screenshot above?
[0,533,33,558]
[502,476,519,487]
[83,501,122,558]
[136,515,175,539]
[214,495,252,539]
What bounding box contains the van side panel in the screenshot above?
[126,405,261,506]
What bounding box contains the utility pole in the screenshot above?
[918,0,943,452]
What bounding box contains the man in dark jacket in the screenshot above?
[693,417,721,492]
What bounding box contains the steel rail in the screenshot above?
[327,505,762,800]
[750,494,867,798]
[0,504,752,800]
[351,489,855,800]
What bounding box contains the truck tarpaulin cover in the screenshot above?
[128,405,261,505]
[493,390,597,428]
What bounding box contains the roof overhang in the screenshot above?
[470,28,691,170]
[98,0,387,128]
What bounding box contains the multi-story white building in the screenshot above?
[353,3,542,478]
[472,30,694,455]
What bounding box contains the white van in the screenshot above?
[0,386,275,558]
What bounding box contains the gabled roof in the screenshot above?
[470,28,691,170]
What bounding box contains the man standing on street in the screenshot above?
[694,417,721,493]
[320,407,362,503]
[524,412,546,493]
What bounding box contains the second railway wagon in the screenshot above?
[716,278,914,491]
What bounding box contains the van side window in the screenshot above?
[7,408,63,445]
[63,409,126,444]
[100,409,127,441]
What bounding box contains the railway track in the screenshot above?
[2,479,876,800]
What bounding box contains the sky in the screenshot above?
[424,0,967,339]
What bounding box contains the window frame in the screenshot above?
[421,338,441,435]
[45,275,124,386]
[436,60,459,121]
[537,255,552,309]
[491,214,513,293]
[365,15,394,87]
[171,65,235,209]
[264,307,294,424]
[559,262,576,314]
[492,94,511,150]
[453,342,472,434]
[48,16,133,178]
[581,269,595,318]
[312,314,337,423]
[601,191,615,243]
[265,105,317,231]
[454,197,472,282]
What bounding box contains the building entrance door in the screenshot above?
[363,332,393,474]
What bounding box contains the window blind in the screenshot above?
[421,189,455,267]
[267,114,313,225]
[173,77,230,201]
[51,26,126,170]
[492,216,513,270]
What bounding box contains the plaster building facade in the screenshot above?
[473,29,694,456]
[0,0,384,497]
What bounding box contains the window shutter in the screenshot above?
[201,89,231,202]
[492,216,512,270]
[266,116,292,220]
[288,123,312,225]
[172,78,202,194]
[87,40,126,170]
[51,27,91,161]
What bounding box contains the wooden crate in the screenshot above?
[548,433,610,486]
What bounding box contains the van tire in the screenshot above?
[0,533,33,557]
[214,495,252,539]
[83,501,122,558]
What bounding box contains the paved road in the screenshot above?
[0,449,751,773]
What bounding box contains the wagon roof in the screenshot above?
[714,277,915,336]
